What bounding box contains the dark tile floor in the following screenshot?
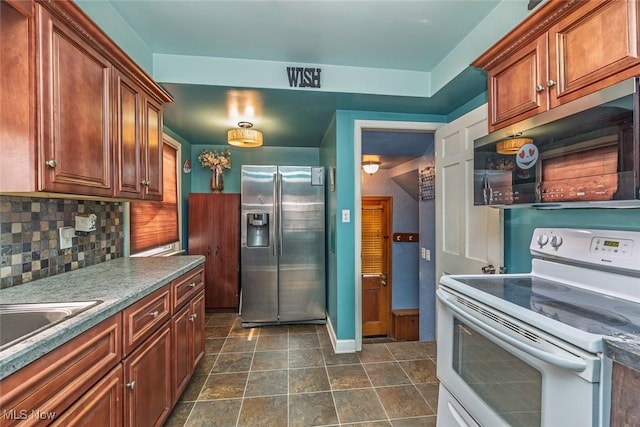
[165,313,439,427]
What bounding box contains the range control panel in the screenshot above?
[530,228,640,273]
[589,237,634,257]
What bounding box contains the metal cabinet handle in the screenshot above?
[126,381,136,390]
[546,79,556,87]
[188,282,196,288]
[535,84,544,93]
[189,313,198,322]
[46,160,57,168]
[149,310,159,318]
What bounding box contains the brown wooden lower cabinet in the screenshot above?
[51,365,123,427]
[0,314,121,427]
[172,290,205,404]
[610,360,640,427]
[123,322,173,427]
[0,265,205,427]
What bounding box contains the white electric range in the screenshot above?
[436,228,640,427]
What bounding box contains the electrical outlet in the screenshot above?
[341,209,350,223]
[59,227,75,250]
[425,249,431,261]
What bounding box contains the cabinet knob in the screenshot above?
[189,313,198,322]
[535,84,545,93]
[189,282,196,288]
[149,310,159,318]
[45,160,57,168]
[126,381,136,390]
[546,79,556,88]
[140,180,150,186]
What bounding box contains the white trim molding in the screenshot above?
[353,119,444,351]
[325,315,356,354]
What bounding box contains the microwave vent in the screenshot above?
[456,296,541,343]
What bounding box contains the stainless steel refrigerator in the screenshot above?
[240,165,326,326]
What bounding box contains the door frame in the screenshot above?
[361,196,392,337]
[353,119,443,351]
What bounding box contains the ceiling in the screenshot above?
[107,0,506,156]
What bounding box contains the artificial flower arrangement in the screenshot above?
[197,148,232,174]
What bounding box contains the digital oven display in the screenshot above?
[603,240,620,248]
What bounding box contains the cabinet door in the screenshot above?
[114,71,142,198]
[188,194,240,310]
[123,323,172,427]
[549,0,640,108]
[37,5,112,197]
[610,361,640,427]
[211,194,240,309]
[0,0,36,192]
[142,97,163,200]
[171,305,191,405]
[191,291,206,368]
[51,365,123,427]
[487,33,548,132]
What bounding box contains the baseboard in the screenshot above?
[325,314,356,353]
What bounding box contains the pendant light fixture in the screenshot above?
[228,121,263,148]
[496,136,533,155]
[362,160,381,175]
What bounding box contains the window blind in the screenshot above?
[130,142,179,253]
[361,205,384,274]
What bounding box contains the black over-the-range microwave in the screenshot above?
[474,78,640,208]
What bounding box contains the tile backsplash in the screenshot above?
[0,196,124,288]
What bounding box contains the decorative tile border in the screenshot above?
[0,196,124,288]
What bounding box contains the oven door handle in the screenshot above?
[437,290,587,372]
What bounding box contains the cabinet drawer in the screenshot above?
[0,314,121,427]
[172,267,204,313]
[123,286,171,355]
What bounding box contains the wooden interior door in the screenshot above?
[361,197,392,337]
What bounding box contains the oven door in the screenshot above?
[436,287,601,427]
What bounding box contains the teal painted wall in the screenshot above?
[189,146,320,194]
[333,110,446,340]
[504,209,640,273]
[319,117,338,331]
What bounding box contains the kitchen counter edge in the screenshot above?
[604,334,640,372]
[0,255,205,380]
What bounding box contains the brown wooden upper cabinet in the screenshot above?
[0,0,172,199]
[473,0,640,133]
[114,71,164,200]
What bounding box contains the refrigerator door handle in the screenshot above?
[278,173,283,257]
[272,173,278,256]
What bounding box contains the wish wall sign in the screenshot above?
[286,66,321,88]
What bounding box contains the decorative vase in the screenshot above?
[211,168,224,193]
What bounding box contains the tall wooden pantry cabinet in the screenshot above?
[188,194,240,311]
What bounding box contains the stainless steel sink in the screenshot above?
[0,301,102,350]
